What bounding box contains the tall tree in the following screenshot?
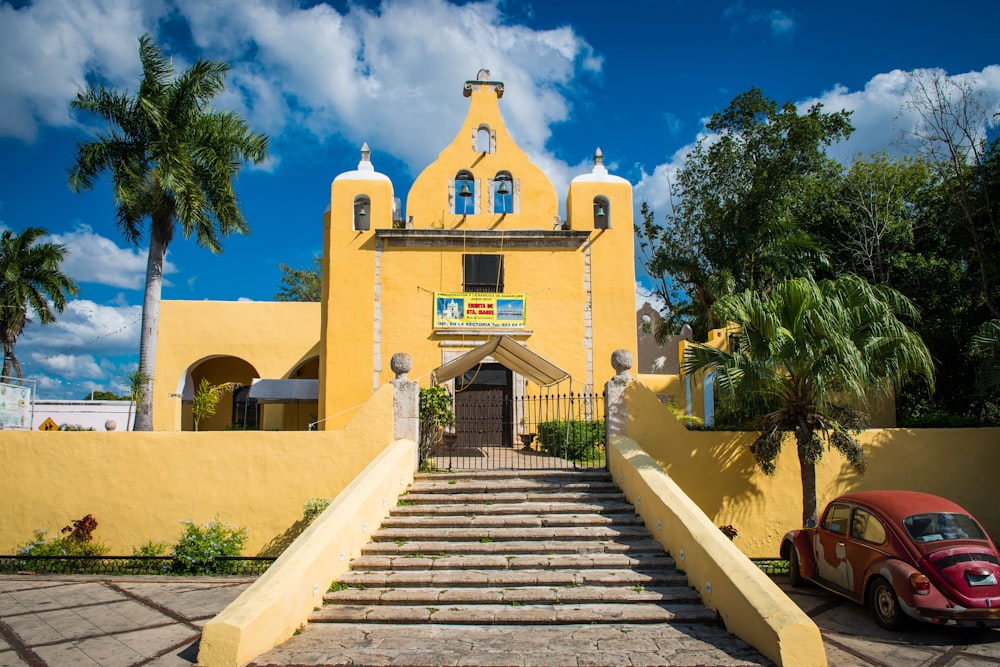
[902,70,1000,318]
[68,34,269,430]
[275,257,322,302]
[0,227,78,380]
[683,275,934,526]
[821,153,932,285]
[637,88,853,339]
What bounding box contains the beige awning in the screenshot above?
[431,336,570,387]
[248,379,319,403]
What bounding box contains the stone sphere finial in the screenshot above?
[104,419,117,432]
[611,349,633,375]
[390,353,413,378]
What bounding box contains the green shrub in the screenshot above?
[419,385,454,463]
[537,420,604,461]
[302,498,332,523]
[17,514,109,557]
[898,411,984,428]
[171,519,248,575]
[132,540,169,557]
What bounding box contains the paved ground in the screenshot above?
[2,574,999,666]
[774,579,1000,666]
[0,576,252,667]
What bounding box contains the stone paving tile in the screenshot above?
[824,633,943,666]
[115,623,197,658]
[115,580,249,620]
[31,641,104,667]
[0,650,30,667]
[961,634,1000,659]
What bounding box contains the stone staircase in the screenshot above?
[310,468,718,626]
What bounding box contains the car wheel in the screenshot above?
[787,548,804,587]
[869,577,906,630]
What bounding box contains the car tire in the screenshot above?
[787,548,804,587]
[869,577,906,630]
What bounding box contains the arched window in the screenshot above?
[453,170,476,215]
[593,195,610,229]
[492,171,514,214]
[475,124,495,153]
[354,195,371,230]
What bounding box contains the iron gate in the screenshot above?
[430,390,606,470]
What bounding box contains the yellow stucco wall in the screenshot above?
[622,379,1000,558]
[153,301,321,431]
[0,385,395,555]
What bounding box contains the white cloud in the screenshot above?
[723,3,796,37]
[20,298,141,357]
[2,0,599,213]
[174,0,599,171]
[0,0,161,140]
[799,66,1000,164]
[43,224,176,289]
[16,297,140,397]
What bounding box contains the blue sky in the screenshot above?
[1,0,999,400]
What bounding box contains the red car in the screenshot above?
[781,490,1000,629]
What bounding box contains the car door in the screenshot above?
[815,502,852,589]
[844,506,890,594]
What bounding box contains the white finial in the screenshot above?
[358,142,374,172]
[592,147,608,175]
[477,69,491,81]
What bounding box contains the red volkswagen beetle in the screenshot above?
[781,490,1000,629]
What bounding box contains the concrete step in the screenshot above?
[408,480,620,494]
[413,470,613,483]
[371,524,652,543]
[349,551,676,571]
[399,491,627,504]
[379,512,644,529]
[360,538,666,556]
[338,567,690,589]
[310,602,717,624]
[390,500,637,516]
[324,584,701,605]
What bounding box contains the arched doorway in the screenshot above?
[179,356,260,431]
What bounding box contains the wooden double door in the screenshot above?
[453,363,512,448]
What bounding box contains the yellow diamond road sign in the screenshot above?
[39,417,58,431]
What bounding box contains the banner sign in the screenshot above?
[0,381,31,428]
[434,292,526,329]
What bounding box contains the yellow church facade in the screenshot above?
[152,70,637,432]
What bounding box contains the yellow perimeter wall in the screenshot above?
[3,373,994,562]
[623,380,1000,557]
[0,386,395,555]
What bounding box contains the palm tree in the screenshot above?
[68,34,269,430]
[125,368,149,431]
[0,227,78,380]
[970,319,1000,410]
[683,275,935,526]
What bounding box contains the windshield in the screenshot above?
[902,512,987,543]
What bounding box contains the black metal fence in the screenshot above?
[0,555,275,576]
[432,390,606,471]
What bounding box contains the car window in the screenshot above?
[903,513,987,543]
[851,508,887,545]
[822,503,852,535]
